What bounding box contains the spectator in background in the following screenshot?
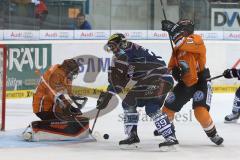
[34,0,48,26]
[74,13,92,30]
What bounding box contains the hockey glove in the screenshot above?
[55,93,82,115]
[161,20,175,33]
[96,91,113,110]
[54,93,65,106]
[70,96,88,110]
[172,66,182,82]
[198,68,211,81]
[223,68,239,79]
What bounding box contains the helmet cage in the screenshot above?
[61,59,79,80]
[104,33,127,53]
[170,19,194,43]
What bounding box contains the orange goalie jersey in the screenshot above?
[168,34,206,87]
[32,64,72,114]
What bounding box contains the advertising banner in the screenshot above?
[1,40,239,92]
[211,8,240,31]
[111,30,148,39]
[74,30,110,39]
[4,30,39,40]
[2,30,240,40]
[51,40,240,88]
[195,31,224,40]
[40,30,74,40]
[147,30,169,40]
[6,44,52,90]
[223,31,240,40]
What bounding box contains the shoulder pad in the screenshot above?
[187,34,203,45]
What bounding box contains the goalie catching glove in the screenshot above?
[55,93,87,115]
[96,91,114,110]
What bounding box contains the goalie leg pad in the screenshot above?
[23,118,91,141]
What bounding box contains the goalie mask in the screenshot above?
[104,33,127,54]
[61,59,79,80]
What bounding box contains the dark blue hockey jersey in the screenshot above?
[107,42,169,93]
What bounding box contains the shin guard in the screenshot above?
[123,111,139,135]
[152,112,175,138]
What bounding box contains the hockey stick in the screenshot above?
[159,0,179,66]
[90,109,101,134]
[160,0,175,53]
[207,75,224,81]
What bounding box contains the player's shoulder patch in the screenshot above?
[186,37,194,44]
[192,34,204,45]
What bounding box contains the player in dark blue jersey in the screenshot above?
[223,68,240,122]
[96,33,178,149]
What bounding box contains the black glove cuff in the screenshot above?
[172,66,182,81]
[198,68,211,81]
[232,69,239,78]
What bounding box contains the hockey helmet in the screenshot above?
[171,19,194,43]
[61,59,79,80]
[176,19,194,37]
[104,33,127,53]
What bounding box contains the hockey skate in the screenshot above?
[224,112,240,123]
[119,131,140,150]
[22,125,33,141]
[210,134,224,145]
[153,129,161,136]
[159,135,179,151]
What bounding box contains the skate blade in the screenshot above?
[159,144,179,152]
[92,131,102,141]
[224,119,238,123]
[22,132,33,142]
[119,143,140,150]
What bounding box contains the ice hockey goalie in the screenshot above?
[22,59,91,142]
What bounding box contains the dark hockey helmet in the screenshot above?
[104,33,127,53]
[177,19,194,36]
[61,59,79,80]
[171,19,194,43]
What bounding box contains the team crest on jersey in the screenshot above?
[193,91,204,102]
[165,92,175,104]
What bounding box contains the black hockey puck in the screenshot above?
[103,134,109,139]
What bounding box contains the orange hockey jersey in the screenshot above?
[168,34,206,87]
[33,64,72,113]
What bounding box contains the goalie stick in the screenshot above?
[90,109,100,134]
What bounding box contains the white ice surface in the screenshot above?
[1,93,240,160]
